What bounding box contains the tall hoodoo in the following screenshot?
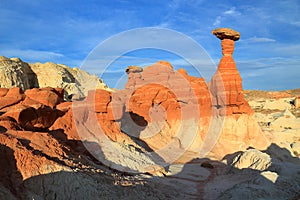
[210,28,252,115]
[207,28,269,158]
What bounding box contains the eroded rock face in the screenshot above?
[121,61,212,154]
[0,56,110,100]
[77,51,268,160]
[30,62,110,99]
[0,92,73,198]
[0,88,65,131]
[0,56,37,91]
[0,87,98,187]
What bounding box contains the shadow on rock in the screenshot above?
[0,144,23,199]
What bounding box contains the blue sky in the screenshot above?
[0,0,299,90]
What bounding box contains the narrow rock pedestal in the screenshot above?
[210,28,253,116]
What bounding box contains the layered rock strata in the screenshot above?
[208,28,268,158]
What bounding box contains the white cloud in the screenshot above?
[168,0,181,10]
[213,16,222,26]
[291,21,300,26]
[0,49,64,62]
[272,44,300,57]
[223,7,240,16]
[237,56,300,90]
[155,22,171,28]
[213,7,241,27]
[241,37,276,43]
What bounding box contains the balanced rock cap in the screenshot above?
[125,66,143,74]
[212,28,240,41]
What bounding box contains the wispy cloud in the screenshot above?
[291,21,300,26]
[241,37,276,43]
[213,16,222,27]
[237,56,300,90]
[236,42,300,68]
[223,7,241,16]
[0,49,64,62]
[213,6,241,27]
[155,22,171,28]
[272,44,300,57]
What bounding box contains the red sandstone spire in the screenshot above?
[209,28,253,115]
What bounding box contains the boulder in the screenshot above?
[260,171,278,183]
[231,149,271,171]
[3,104,59,131]
[291,142,300,157]
[0,116,21,130]
[24,87,64,108]
[0,87,24,110]
[212,28,240,41]
[270,109,300,131]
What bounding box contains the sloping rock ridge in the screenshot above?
[0,56,110,100]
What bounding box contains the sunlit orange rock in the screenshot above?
[0,116,21,131]
[3,104,59,131]
[0,87,24,110]
[208,28,269,158]
[24,87,64,108]
[210,28,253,116]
